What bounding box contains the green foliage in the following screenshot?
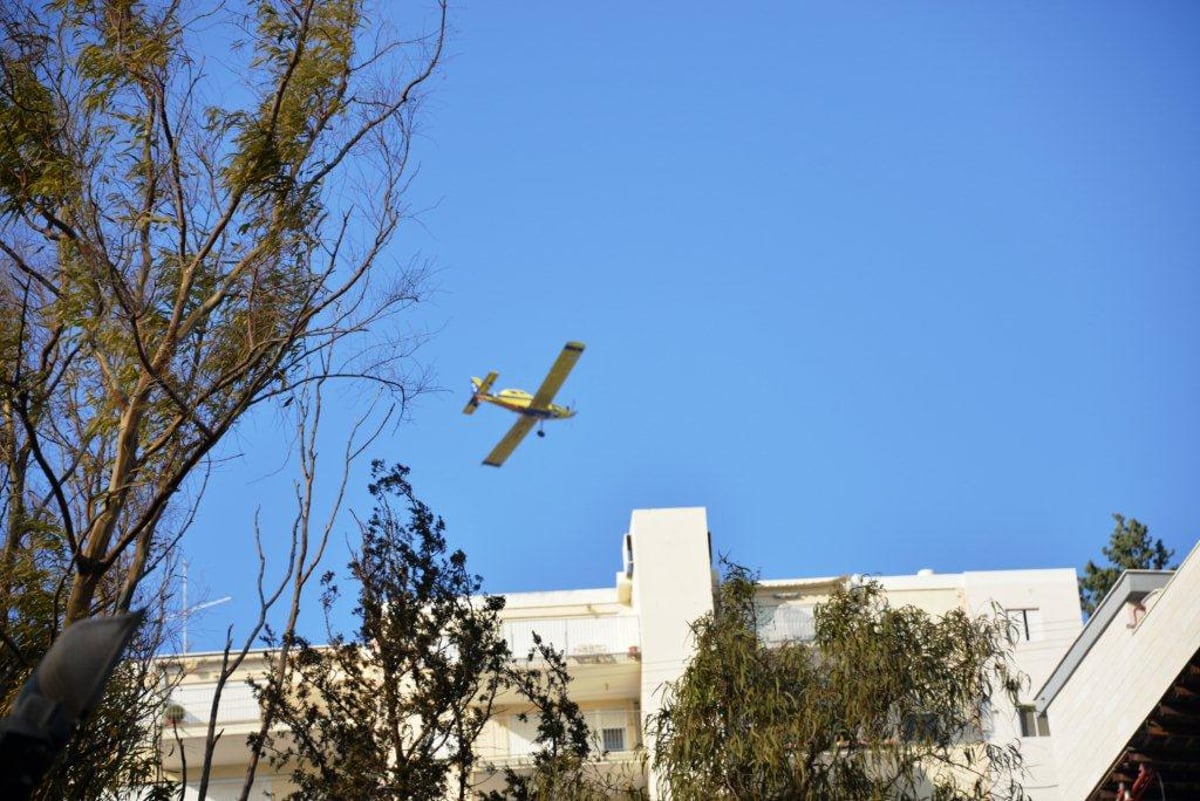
[255,463,642,801]
[0,0,443,631]
[0,13,78,213]
[1078,514,1175,616]
[228,0,359,207]
[648,564,1028,801]
[256,462,513,801]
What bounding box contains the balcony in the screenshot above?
[500,615,642,703]
[160,615,644,762]
[167,681,259,727]
[160,680,267,769]
[502,615,640,663]
[471,706,646,796]
[758,604,816,645]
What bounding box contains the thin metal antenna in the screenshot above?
[180,561,232,653]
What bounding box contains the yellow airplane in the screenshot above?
[463,342,585,467]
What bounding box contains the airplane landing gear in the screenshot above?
[537,429,545,438]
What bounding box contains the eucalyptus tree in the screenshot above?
[0,0,444,630]
[0,0,444,794]
[649,566,1029,801]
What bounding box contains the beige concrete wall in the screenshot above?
[500,586,626,618]
[962,568,1081,801]
[629,507,713,800]
[961,569,1082,691]
[1047,543,1200,800]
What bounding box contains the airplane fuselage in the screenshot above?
[474,389,575,420]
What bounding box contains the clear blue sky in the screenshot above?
[183,2,1200,649]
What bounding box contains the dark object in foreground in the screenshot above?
[0,611,144,800]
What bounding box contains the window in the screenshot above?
[1004,608,1042,642]
[1018,706,1050,737]
[587,709,632,753]
[602,727,626,752]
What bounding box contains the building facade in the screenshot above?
[157,507,1082,800]
[1038,541,1200,800]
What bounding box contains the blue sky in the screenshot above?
[182,2,1200,649]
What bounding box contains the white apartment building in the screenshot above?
[156,507,1082,800]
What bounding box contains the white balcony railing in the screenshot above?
[166,617,642,728]
[168,681,259,726]
[502,616,640,661]
[758,604,816,645]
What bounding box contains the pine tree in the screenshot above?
[1078,514,1174,616]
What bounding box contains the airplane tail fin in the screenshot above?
[462,371,499,415]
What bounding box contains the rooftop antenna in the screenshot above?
[180,562,232,653]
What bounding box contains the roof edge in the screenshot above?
[1035,569,1172,713]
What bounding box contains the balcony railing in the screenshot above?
[758,604,816,645]
[165,617,642,727]
[168,681,259,726]
[506,707,640,758]
[502,616,640,661]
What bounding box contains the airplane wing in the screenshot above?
[483,416,538,467]
[529,342,585,411]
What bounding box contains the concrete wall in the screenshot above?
[962,568,1081,801]
[500,587,626,618]
[629,507,713,800]
[1045,543,1200,800]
